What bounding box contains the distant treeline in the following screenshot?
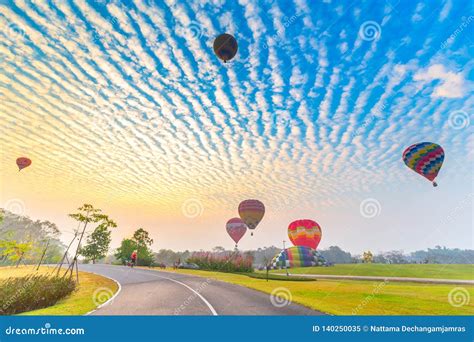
[0,209,65,266]
[149,245,474,266]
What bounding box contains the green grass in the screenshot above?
[159,268,474,315]
[245,272,316,281]
[0,266,118,315]
[265,264,474,280]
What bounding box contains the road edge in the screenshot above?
[83,271,122,316]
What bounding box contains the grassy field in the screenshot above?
[266,264,474,280]
[0,266,118,315]
[158,268,474,315]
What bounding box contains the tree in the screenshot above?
[64,204,115,280]
[320,246,352,264]
[79,220,115,263]
[133,228,153,248]
[363,251,373,263]
[384,250,408,264]
[115,239,136,265]
[0,209,64,266]
[0,239,32,267]
[116,228,154,266]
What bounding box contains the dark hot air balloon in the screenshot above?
[16,157,32,171]
[213,33,238,63]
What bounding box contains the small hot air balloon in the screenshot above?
[402,142,444,187]
[288,219,322,250]
[238,199,265,236]
[226,217,247,248]
[16,157,32,171]
[213,33,238,63]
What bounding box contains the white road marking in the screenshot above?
[134,269,218,316]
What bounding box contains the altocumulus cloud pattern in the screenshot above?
[0,0,472,215]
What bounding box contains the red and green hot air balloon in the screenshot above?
[402,142,444,187]
[238,199,265,236]
[288,219,322,250]
[16,157,32,171]
[226,217,247,248]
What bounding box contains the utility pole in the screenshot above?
[283,240,289,276]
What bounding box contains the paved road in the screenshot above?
[79,264,324,316]
[274,273,474,285]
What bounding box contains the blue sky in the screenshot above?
[0,0,472,253]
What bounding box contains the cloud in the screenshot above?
[413,64,466,98]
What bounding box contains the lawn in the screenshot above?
[0,266,118,315]
[158,268,474,315]
[266,264,474,280]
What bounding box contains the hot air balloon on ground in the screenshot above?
[270,246,328,269]
[226,217,247,248]
[288,219,322,250]
[402,142,444,187]
[238,199,265,236]
[213,33,238,63]
[16,157,32,171]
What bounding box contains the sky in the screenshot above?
[0,0,473,255]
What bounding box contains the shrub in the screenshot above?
[187,252,254,273]
[0,274,76,315]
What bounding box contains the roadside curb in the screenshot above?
[83,272,122,316]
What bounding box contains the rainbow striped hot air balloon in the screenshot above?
[238,199,265,236]
[270,246,327,268]
[288,219,322,250]
[402,142,444,187]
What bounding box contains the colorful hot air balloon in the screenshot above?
[238,199,265,236]
[213,33,238,63]
[226,217,247,248]
[270,246,328,268]
[288,219,322,250]
[16,157,32,171]
[402,142,444,187]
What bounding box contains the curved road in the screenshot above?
[79,264,324,316]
